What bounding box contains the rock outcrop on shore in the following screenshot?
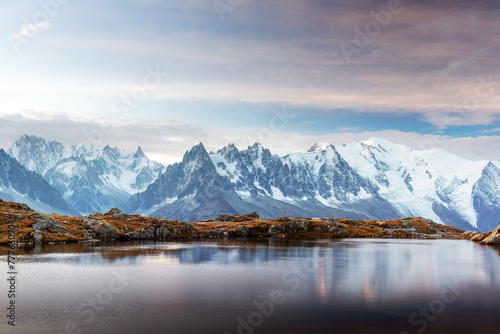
[0,199,471,245]
[463,224,500,245]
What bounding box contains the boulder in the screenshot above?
[242,212,259,219]
[125,228,155,240]
[114,213,133,220]
[91,223,122,240]
[268,224,284,236]
[106,207,122,215]
[31,230,44,243]
[481,224,500,245]
[470,232,484,242]
[155,227,170,239]
[19,203,32,212]
[462,231,476,238]
[215,214,236,222]
[30,214,67,234]
[89,211,103,217]
[238,224,255,237]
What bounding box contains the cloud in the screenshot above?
[298,121,318,126]
[482,128,500,134]
[1,114,499,166]
[2,0,500,155]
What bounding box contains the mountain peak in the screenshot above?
[135,146,145,158]
[183,142,209,161]
[248,142,264,151]
[361,137,396,147]
[7,135,66,175]
[308,142,331,152]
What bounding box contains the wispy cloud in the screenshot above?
[298,121,318,126]
[482,127,500,134]
[1,0,500,159]
[1,113,500,165]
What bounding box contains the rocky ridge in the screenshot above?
[0,199,482,246]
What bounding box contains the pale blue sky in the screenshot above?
[1,0,500,164]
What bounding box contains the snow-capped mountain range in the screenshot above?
[7,135,165,214]
[2,135,500,232]
[125,138,500,232]
[0,149,79,216]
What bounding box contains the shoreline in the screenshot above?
[1,200,499,247]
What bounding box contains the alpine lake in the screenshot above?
[1,238,500,334]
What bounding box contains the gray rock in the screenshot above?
[19,203,32,212]
[106,207,122,215]
[31,230,44,243]
[114,213,133,220]
[238,224,254,237]
[215,214,236,222]
[30,213,66,234]
[155,227,170,239]
[297,220,310,232]
[91,223,121,240]
[84,229,94,239]
[242,212,259,219]
[179,221,193,229]
[89,211,103,217]
[276,215,292,222]
[268,224,284,236]
[126,228,155,240]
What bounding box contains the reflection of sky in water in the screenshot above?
[1,239,500,334]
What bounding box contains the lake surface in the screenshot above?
[1,239,500,334]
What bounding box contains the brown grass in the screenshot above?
[0,199,469,245]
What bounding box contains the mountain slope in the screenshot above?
[125,139,500,232]
[8,135,165,215]
[0,149,79,216]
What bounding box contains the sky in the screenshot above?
[1,0,500,165]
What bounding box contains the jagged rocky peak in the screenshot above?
[0,148,79,216]
[70,144,99,160]
[308,142,332,152]
[246,142,274,157]
[6,135,166,216]
[7,134,66,175]
[134,146,146,158]
[182,142,212,164]
[102,144,121,160]
[248,142,264,150]
[217,143,240,162]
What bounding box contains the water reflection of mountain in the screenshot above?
[4,240,500,297]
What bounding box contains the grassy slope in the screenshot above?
[0,199,474,245]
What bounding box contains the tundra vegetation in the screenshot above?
[0,199,498,246]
